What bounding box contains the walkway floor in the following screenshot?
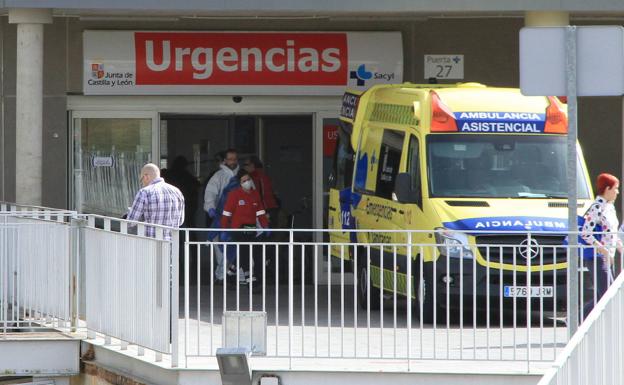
[175,283,568,370]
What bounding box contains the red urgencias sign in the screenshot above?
[134,32,348,85]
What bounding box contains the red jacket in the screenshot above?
[222,187,269,229]
[250,169,278,210]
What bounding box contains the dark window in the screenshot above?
[407,135,422,206]
[329,122,354,190]
[233,116,256,154]
[375,130,405,200]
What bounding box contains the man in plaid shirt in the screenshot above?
[127,163,185,239]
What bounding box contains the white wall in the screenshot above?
[0,15,620,206]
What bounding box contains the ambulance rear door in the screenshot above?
[328,122,356,259]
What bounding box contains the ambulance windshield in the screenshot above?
[426,134,590,199]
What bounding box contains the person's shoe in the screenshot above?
[226,264,238,276]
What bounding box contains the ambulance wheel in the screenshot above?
[359,265,381,310]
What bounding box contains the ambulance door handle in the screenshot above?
[329,206,337,212]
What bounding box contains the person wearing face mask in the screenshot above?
[221,169,270,286]
[243,156,279,229]
[202,148,242,282]
[204,148,240,223]
[581,173,624,319]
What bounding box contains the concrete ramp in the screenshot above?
[0,332,80,377]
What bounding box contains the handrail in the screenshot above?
[537,265,624,384]
[0,201,77,213]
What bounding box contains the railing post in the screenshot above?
[70,218,87,332]
[406,231,412,371]
[289,229,294,370]
[1,213,7,335]
[171,229,180,368]
[84,216,96,340]
[526,232,532,367]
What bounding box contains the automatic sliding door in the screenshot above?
[261,115,313,229]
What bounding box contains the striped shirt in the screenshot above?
[127,177,185,239]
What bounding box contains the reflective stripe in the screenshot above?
[256,210,266,216]
[222,211,232,217]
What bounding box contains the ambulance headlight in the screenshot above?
[434,228,473,259]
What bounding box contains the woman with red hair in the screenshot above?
[581,173,623,319]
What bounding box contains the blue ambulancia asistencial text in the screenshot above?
[454,112,546,133]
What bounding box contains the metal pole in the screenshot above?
[70,218,86,332]
[74,119,83,214]
[621,96,624,277]
[289,229,294,370]
[171,229,180,367]
[566,25,579,338]
[406,231,412,371]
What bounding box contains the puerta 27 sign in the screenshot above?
[83,31,403,95]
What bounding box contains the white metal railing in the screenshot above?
[0,202,77,218]
[3,204,622,373]
[174,228,623,368]
[538,267,624,385]
[82,215,179,364]
[0,205,78,333]
[0,204,182,361]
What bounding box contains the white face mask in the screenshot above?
[241,180,252,191]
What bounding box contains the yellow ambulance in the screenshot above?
[327,83,592,322]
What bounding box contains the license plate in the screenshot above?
[504,286,553,298]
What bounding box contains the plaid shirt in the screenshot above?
[127,177,185,239]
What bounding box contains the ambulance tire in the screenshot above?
[349,245,366,273]
[343,247,357,273]
[358,265,381,310]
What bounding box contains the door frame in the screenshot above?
[68,95,340,222]
[315,111,345,283]
[68,96,340,280]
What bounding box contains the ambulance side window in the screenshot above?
[375,129,405,200]
[407,135,422,207]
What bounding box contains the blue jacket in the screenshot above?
[207,176,240,239]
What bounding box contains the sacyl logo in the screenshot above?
[350,64,372,86]
[350,64,395,86]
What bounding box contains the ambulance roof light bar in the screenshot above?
[430,91,458,132]
[544,96,568,134]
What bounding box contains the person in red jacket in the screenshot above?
[243,156,279,228]
[221,169,269,285]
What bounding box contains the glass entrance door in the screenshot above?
[72,112,158,216]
